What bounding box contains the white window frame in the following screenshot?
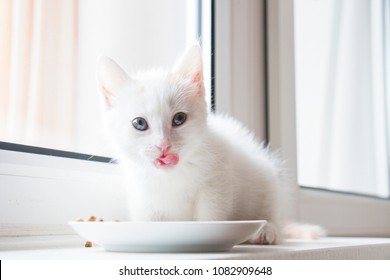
[0,146,128,236]
[214,0,267,139]
[215,0,390,237]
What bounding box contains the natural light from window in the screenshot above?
[0,0,205,157]
[294,0,390,198]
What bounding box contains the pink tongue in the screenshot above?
[159,154,179,166]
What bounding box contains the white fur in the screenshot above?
[96,45,320,244]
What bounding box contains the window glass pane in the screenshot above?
[0,0,200,157]
[294,0,390,198]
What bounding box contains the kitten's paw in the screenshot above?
[247,223,280,245]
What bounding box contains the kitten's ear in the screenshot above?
[97,56,131,109]
[173,44,203,95]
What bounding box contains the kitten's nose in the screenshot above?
[156,142,171,154]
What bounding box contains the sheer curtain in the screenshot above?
[295,0,389,197]
[1,0,194,156]
[0,0,77,151]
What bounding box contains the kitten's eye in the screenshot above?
[172,112,187,127]
[132,117,149,131]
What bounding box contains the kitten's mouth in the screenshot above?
[155,154,180,168]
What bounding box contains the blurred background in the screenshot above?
[0,0,207,157]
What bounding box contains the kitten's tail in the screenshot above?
[283,223,327,240]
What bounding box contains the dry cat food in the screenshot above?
[75,216,105,247]
[87,215,104,222]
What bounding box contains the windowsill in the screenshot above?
[1,235,390,259]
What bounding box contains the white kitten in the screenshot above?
[97,45,320,244]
